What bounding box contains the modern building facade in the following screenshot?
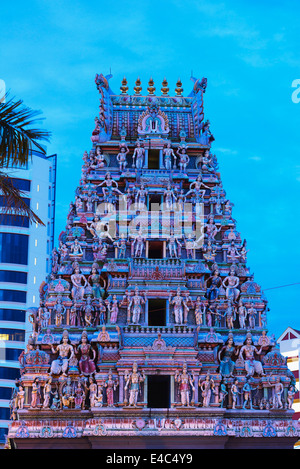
[0,148,56,443]
[6,74,300,449]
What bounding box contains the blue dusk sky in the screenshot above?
[0,0,299,338]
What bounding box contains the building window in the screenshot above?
[0,328,25,341]
[0,290,27,303]
[0,233,29,265]
[0,367,20,380]
[9,178,31,192]
[0,214,30,228]
[0,195,30,208]
[0,271,27,284]
[0,309,26,322]
[4,348,24,361]
[0,387,14,400]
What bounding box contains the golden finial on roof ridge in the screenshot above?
[147,77,156,95]
[175,78,183,96]
[120,76,128,95]
[134,77,142,95]
[161,77,169,95]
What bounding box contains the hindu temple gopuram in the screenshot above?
[7,73,299,449]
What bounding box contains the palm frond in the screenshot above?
[0,95,51,168]
[0,171,45,226]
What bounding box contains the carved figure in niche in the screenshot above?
[59,242,69,262]
[247,302,257,329]
[88,264,105,299]
[163,142,176,170]
[82,296,95,327]
[71,265,88,301]
[60,377,75,409]
[185,175,210,207]
[202,239,217,262]
[227,241,240,263]
[176,145,190,172]
[135,183,148,210]
[125,187,134,211]
[114,233,128,258]
[50,330,74,376]
[237,300,247,329]
[219,382,228,408]
[97,172,124,213]
[242,378,256,409]
[69,238,84,259]
[75,329,96,377]
[218,332,238,378]
[199,120,214,146]
[200,373,215,407]
[116,143,129,172]
[224,299,236,330]
[30,377,41,408]
[70,301,79,327]
[104,369,119,407]
[88,215,113,242]
[205,268,222,303]
[87,377,98,407]
[169,287,187,325]
[184,233,196,259]
[202,149,215,173]
[203,215,221,241]
[42,377,52,409]
[239,333,265,378]
[132,141,145,169]
[240,239,249,263]
[167,233,181,258]
[194,297,206,326]
[231,379,241,409]
[96,298,107,325]
[222,266,240,301]
[287,385,296,409]
[163,183,177,210]
[124,362,145,407]
[128,287,146,324]
[94,146,106,168]
[131,230,146,258]
[269,375,284,409]
[74,380,86,409]
[16,385,25,410]
[53,296,66,327]
[108,295,119,324]
[92,237,108,262]
[175,363,195,407]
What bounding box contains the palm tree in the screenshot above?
[0,95,51,225]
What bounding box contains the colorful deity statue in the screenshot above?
[175,363,195,407]
[124,362,145,407]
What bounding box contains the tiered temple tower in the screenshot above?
[7,74,299,449]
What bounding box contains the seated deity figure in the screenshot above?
[50,330,75,376]
[124,362,145,407]
[239,333,265,378]
[222,266,240,301]
[175,363,195,407]
[132,141,145,169]
[88,215,113,242]
[69,238,83,259]
[163,142,177,170]
[227,241,241,263]
[116,143,129,172]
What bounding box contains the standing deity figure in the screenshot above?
[82,297,95,327]
[131,230,146,258]
[116,143,129,172]
[114,233,128,258]
[53,296,66,327]
[76,330,96,376]
[175,363,195,407]
[163,142,176,170]
[132,141,145,169]
[60,377,75,409]
[50,330,75,376]
[163,184,177,210]
[16,385,25,410]
[242,378,256,409]
[167,233,181,258]
[203,215,222,241]
[74,380,86,409]
[222,266,240,301]
[199,120,214,146]
[135,184,148,210]
[124,362,145,407]
[231,379,241,409]
[169,287,187,325]
[237,300,247,329]
[218,333,238,378]
[176,145,190,172]
[194,297,206,326]
[224,299,236,330]
[287,385,296,409]
[200,373,215,407]
[71,265,88,301]
[43,377,52,409]
[219,382,228,408]
[88,264,105,299]
[128,287,146,324]
[247,302,258,329]
[269,376,284,409]
[87,377,98,407]
[104,369,119,407]
[108,295,119,324]
[31,378,41,408]
[184,233,196,259]
[205,268,222,303]
[239,333,265,378]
